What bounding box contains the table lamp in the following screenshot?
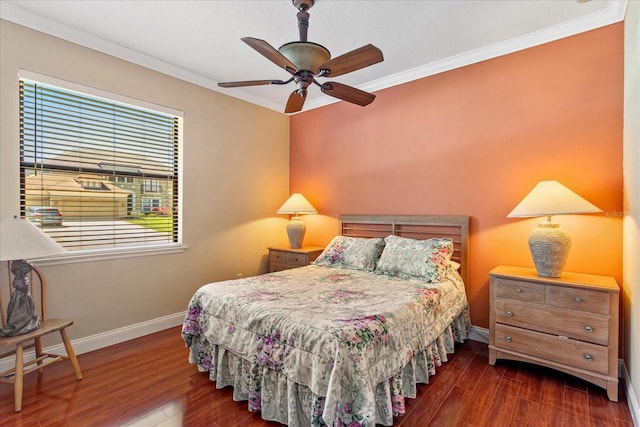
[507,181,601,278]
[276,193,318,249]
[0,218,66,337]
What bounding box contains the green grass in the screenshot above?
[127,215,173,233]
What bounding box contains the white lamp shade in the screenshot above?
[0,218,66,261]
[507,181,602,218]
[276,193,318,215]
[507,181,602,277]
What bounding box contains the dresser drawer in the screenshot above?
[268,247,324,272]
[546,286,609,315]
[270,250,288,264]
[287,252,308,266]
[494,324,608,375]
[494,278,545,303]
[269,263,288,273]
[494,298,609,345]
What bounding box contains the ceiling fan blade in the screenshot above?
[242,37,299,74]
[318,44,383,78]
[321,82,376,106]
[218,79,287,88]
[285,89,307,113]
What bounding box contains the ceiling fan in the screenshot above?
[217,0,384,113]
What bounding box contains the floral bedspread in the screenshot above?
[182,265,470,427]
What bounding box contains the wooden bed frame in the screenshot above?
[339,215,470,291]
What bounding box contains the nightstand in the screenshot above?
[268,246,324,272]
[489,265,619,401]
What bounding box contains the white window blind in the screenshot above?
[19,78,182,253]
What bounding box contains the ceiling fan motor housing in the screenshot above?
[279,42,330,74]
[293,0,314,12]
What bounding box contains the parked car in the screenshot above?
[26,206,63,226]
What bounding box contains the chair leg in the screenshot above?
[60,328,83,380]
[14,342,24,412]
[35,336,44,373]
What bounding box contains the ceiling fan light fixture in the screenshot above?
[279,41,330,74]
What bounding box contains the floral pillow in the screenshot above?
[375,235,453,282]
[313,236,385,272]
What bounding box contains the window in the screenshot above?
[77,177,109,191]
[142,198,162,213]
[143,178,160,193]
[106,176,135,184]
[20,76,182,254]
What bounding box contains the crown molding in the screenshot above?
[1,1,628,114]
[304,0,629,112]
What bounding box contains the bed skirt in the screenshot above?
[187,307,470,427]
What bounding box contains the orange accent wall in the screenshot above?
[290,24,624,328]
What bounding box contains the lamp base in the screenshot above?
[0,260,41,337]
[528,222,571,278]
[286,216,306,249]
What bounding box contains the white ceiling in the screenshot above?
[0,0,627,114]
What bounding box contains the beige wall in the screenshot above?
[0,20,290,340]
[623,0,640,419]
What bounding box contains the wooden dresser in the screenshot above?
[268,246,324,272]
[489,265,619,401]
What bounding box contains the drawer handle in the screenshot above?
[515,288,522,293]
[505,336,512,342]
[505,311,513,317]
[584,325,593,333]
[575,296,582,302]
[584,353,593,361]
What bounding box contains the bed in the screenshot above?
[182,215,471,426]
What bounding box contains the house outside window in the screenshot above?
[19,73,183,254]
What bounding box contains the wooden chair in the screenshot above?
[0,261,82,412]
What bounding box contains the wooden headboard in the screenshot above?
[339,215,470,291]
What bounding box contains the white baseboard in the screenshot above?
[621,361,640,427]
[468,324,489,344]
[0,311,186,372]
[69,311,186,356]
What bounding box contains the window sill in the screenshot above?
[31,244,187,266]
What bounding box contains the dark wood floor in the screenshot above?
[0,326,634,427]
